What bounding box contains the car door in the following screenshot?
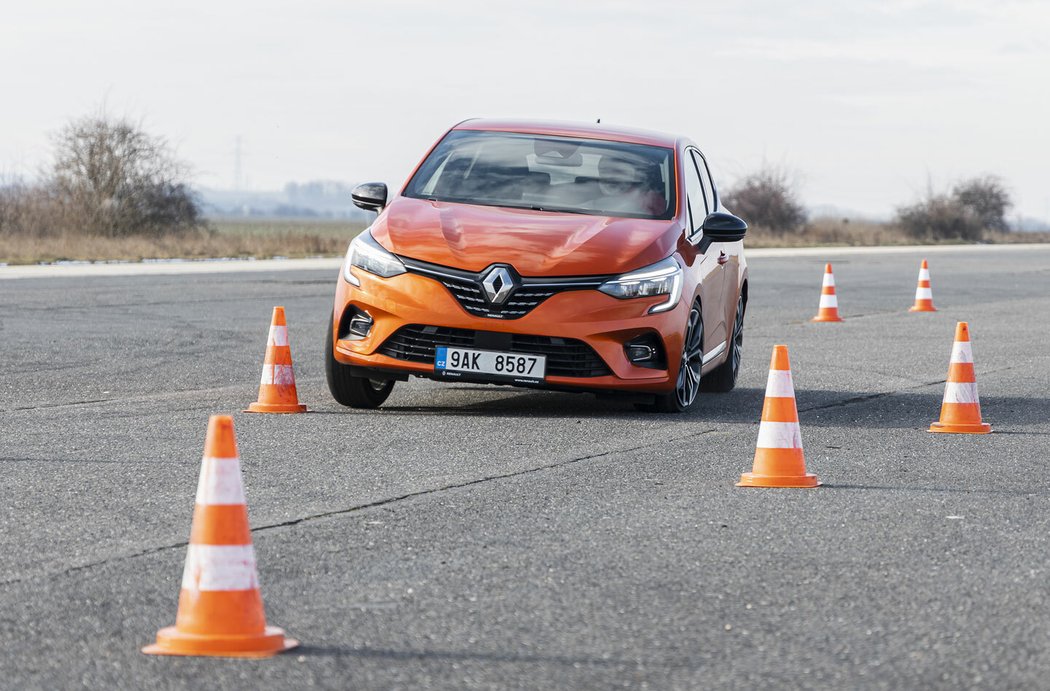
[682,148,727,352]
[693,149,740,325]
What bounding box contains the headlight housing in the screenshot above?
[598,256,683,314]
[343,230,407,286]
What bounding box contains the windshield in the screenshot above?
[404,130,676,220]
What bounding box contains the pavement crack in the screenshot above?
[7,398,112,412]
[799,380,945,413]
[0,540,190,589]
[799,364,1018,414]
[0,427,718,589]
[252,427,719,535]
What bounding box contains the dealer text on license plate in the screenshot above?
[435,347,546,383]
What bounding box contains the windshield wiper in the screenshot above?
[528,205,591,215]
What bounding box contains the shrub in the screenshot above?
[895,195,983,241]
[722,166,806,233]
[894,175,1012,241]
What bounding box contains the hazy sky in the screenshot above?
[2,0,1048,220]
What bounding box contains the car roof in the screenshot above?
[452,118,681,148]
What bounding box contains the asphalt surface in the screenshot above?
[2,245,1049,689]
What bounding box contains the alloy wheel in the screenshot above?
[730,296,745,379]
[676,306,703,408]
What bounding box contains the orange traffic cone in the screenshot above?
[738,345,820,488]
[929,322,991,434]
[909,259,937,312]
[143,415,298,657]
[247,306,307,413]
[811,263,843,322]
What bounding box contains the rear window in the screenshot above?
[404,130,675,220]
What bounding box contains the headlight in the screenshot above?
[343,230,407,286]
[598,256,683,314]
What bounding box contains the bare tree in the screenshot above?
[50,114,202,236]
[722,166,806,233]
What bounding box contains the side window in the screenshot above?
[692,150,715,212]
[683,151,705,237]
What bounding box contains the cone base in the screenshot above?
[929,421,991,434]
[909,305,937,312]
[245,402,307,414]
[143,625,298,658]
[737,472,821,488]
[810,315,843,322]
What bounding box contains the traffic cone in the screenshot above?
[738,345,820,488]
[143,415,298,657]
[247,306,307,413]
[909,259,937,312]
[929,322,991,434]
[811,263,843,322]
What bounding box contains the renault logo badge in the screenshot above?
[480,265,517,304]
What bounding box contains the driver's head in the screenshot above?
[598,155,645,196]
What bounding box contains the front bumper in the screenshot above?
[331,267,688,394]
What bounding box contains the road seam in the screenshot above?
[0,427,719,589]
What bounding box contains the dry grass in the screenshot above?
[746,218,910,248]
[0,219,365,265]
[980,229,1050,243]
[210,218,366,240]
[747,217,1050,248]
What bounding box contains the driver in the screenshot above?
[595,155,666,216]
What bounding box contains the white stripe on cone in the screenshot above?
[756,421,804,449]
[822,273,836,287]
[919,268,931,281]
[195,456,247,505]
[819,294,838,308]
[268,325,289,347]
[950,341,974,364]
[765,370,795,399]
[943,381,979,404]
[915,287,933,299]
[260,364,296,385]
[181,544,259,591]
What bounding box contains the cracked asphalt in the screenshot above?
[2,245,1049,689]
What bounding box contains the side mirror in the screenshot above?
[701,212,748,242]
[351,182,388,213]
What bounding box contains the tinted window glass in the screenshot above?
[683,151,705,234]
[405,130,675,220]
[692,150,715,212]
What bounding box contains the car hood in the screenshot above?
[370,197,681,276]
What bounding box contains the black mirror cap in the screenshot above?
[701,212,748,242]
[351,182,388,212]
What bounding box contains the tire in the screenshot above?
[701,292,745,393]
[637,302,703,413]
[325,314,395,408]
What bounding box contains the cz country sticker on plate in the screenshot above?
[435,346,546,384]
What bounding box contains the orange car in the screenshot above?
[325,119,748,412]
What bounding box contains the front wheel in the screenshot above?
[325,315,395,408]
[638,303,703,413]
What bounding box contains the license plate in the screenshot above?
[435,347,546,383]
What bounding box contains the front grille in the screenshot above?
[399,257,611,320]
[378,325,611,378]
[437,275,557,319]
